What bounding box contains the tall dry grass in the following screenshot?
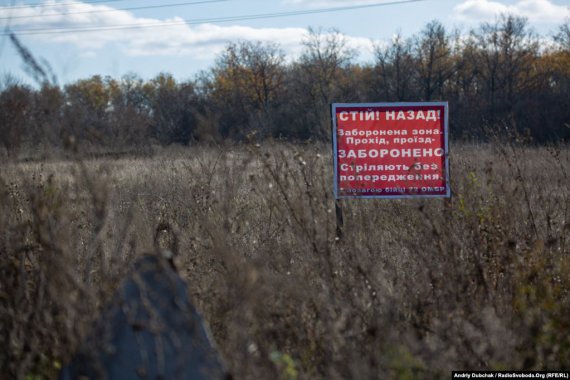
[1,141,569,379]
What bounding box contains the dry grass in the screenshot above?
[1,141,569,379]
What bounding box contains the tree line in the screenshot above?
[1,15,569,151]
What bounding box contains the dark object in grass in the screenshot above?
[59,254,227,380]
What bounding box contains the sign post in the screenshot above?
[331,102,450,199]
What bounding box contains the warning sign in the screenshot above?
[331,102,450,199]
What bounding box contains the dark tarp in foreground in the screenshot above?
[60,255,227,380]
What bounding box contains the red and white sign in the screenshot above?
[332,102,450,199]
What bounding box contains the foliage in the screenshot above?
[2,17,569,152]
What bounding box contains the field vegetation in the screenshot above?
[1,141,568,379]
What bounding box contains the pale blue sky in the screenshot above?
[1,0,568,85]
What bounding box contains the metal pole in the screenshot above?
[335,199,344,240]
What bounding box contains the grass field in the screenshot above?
[1,141,569,379]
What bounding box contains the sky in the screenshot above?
[1,0,568,85]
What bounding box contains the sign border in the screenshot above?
[331,102,450,200]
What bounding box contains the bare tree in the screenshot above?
[554,20,570,51]
[466,15,539,124]
[0,81,33,149]
[145,73,197,145]
[373,34,416,101]
[209,41,286,138]
[413,21,455,101]
[300,27,356,105]
[297,27,356,138]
